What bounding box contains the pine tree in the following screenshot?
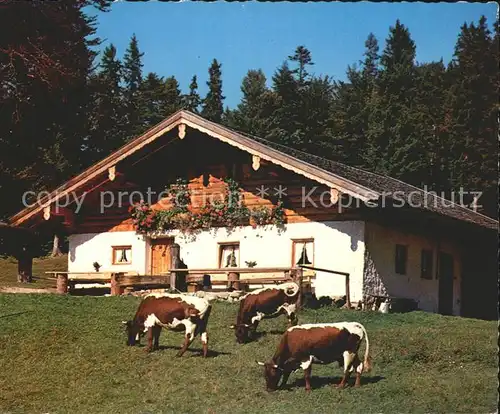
[225,69,276,137]
[268,62,302,146]
[0,0,111,220]
[366,20,427,184]
[183,75,201,113]
[86,44,127,160]
[288,45,314,87]
[123,34,144,138]
[443,16,498,216]
[163,76,182,116]
[332,33,380,167]
[139,72,169,129]
[201,59,225,122]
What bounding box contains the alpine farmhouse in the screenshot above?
[8,111,498,320]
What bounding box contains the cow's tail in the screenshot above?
[360,323,372,373]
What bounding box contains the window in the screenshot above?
[421,249,433,279]
[395,244,407,275]
[218,242,240,268]
[292,239,314,267]
[112,246,132,265]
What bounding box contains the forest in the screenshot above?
[0,0,498,226]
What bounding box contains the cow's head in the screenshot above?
[122,320,142,346]
[256,361,283,392]
[229,323,252,344]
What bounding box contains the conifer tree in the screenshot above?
[139,72,168,129]
[87,44,127,160]
[183,75,201,113]
[201,59,225,122]
[288,45,315,87]
[225,69,276,137]
[366,20,427,184]
[163,76,182,116]
[443,16,498,216]
[123,34,144,137]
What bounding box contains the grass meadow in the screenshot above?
[0,293,497,413]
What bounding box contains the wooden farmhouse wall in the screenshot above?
[71,131,359,235]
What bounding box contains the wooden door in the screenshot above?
[438,252,454,315]
[150,238,174,275]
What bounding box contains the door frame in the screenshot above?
[438,252,454,315]
[148,237,175,275]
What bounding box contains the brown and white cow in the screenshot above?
[122,293,212,357]
[230,282,299,344]
[257,322,371,392]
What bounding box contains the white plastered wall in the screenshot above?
[364,222,461,315]
[68,221,366,301]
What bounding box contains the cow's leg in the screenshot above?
[176,319,196,357]
[352,354,363,387]
[200,331,209,357]
[152,326,161,351]
[199,305,211,357]
[300,356,314,392]
[145,327,154,352]
[303,366,312,393]
[250,312,264,339]
[336,351,355,388]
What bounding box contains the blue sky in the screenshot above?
[90,1,498,109]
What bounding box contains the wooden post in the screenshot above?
[110,273,123,296]
[17,247,33,283]
[345,274,351,309]
[56,273,68,294]
[291,268,303,310]
[227,272,240,291]
[170,243,181,291]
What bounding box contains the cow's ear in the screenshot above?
[256,361,265,366]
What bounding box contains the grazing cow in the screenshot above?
[256,322,371,392]
[230,282,299,344]
[122,293,212,357]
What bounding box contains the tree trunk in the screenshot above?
[51,233,62,257]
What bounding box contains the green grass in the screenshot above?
[0,255,67,288]
[0,294,497,414]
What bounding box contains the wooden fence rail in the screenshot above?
[47,268,311,310]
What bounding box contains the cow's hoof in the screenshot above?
[175,352,183,357]
[305,388,312,393]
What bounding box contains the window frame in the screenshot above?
[112,245,132,265]
[291,238,315,267]
[218,242,240,268]
[395,244,408,275]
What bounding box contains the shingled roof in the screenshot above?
[245,133,498,230]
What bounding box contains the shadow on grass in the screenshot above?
[284,375,385,391]
[137,344,232,358]
[0,311,32,319]
[250,329,287,341]
[70,287,110,296]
